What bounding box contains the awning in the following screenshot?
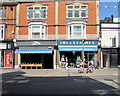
[15,50,53,54]
[58,47,98,51]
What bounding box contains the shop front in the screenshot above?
[15,40,56,69]
[0,42,14,68]
[57,40,99,68]
[0,43,7,68]
[101,48,119,68]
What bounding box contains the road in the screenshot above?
[1,68,120,96]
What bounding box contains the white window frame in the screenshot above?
[81,6,87,18]
[66,4,88,18]
[27,5,47,19]
[0,8,2,19]
[28,22,46,40]
[68,21,86,39]
[0,24,5,40]
[3,8,6,19]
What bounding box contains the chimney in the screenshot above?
[111,15,113,22]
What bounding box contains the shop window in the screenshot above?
[27,6,47,19]
[0,25,5,40]
[66,4,88,18]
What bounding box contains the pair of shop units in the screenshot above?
[14,40,99,69]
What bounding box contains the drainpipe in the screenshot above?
[54,1,59,69]
[101,51,103,68]
[16,3,20,37]
[55,1,59,36]
[96,0,100,38]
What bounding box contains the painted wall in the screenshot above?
[101,23,120,47]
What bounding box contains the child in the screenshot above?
[86,62,93,73]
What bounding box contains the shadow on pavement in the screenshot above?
[1,70,120,96]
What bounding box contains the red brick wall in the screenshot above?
[0,6,16,39]
[18,1,97,35]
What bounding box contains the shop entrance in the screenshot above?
[60,51,96,68]
[20,54,53,69]
[60,51,81,68]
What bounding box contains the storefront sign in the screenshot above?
[4,53,12,68]
[0,43,7,49]
[17,41,56,46]
[59,47,98,51]
[31,41,41,45]
[57,40,98,45]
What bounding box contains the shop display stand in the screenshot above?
[20,63,42,69]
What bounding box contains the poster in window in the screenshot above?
[4,53,13,68]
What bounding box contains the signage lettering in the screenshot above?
[57,40,98,45]
[31,41,41,45]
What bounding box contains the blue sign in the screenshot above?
[59,47,98,51]
[57,40,98,45]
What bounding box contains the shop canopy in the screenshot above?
[15,50,53,54]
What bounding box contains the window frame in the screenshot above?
[28,22,46,40]
[3,8,6,19]
[81,6,87,18]
[66,5,88,18]
[0,24,5,40]
[0,8,2,19]
[68,22,86,39]
[27,6,48,19]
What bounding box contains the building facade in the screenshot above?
[1,0,100,69]
[101,18,120,68]
[0,2,18,68]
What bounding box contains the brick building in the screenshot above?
[0,1,18,68]
[1,0,100,69]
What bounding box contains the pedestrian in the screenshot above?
[86,62,93,73]
[66,57,68,69]
[61,57,66,68]
[76,56,82,68]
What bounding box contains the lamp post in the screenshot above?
[13,38,18,69]
[82,39,85,73]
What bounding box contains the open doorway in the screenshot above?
[21,54,53,69]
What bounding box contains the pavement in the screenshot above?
[1,68,119,76]
[1,68,120,95]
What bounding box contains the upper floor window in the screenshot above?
[81,6,87,17]
[73,26,82,35]
[66,4,88,18]
[4,8,6,18]
[0,8,2,18]
[27,6,47,19]
[28,22,46,40]
[0,8,6,19]
[68,21,86,39]
[0,24,5,40]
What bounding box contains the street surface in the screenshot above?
[0,68,120,96]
